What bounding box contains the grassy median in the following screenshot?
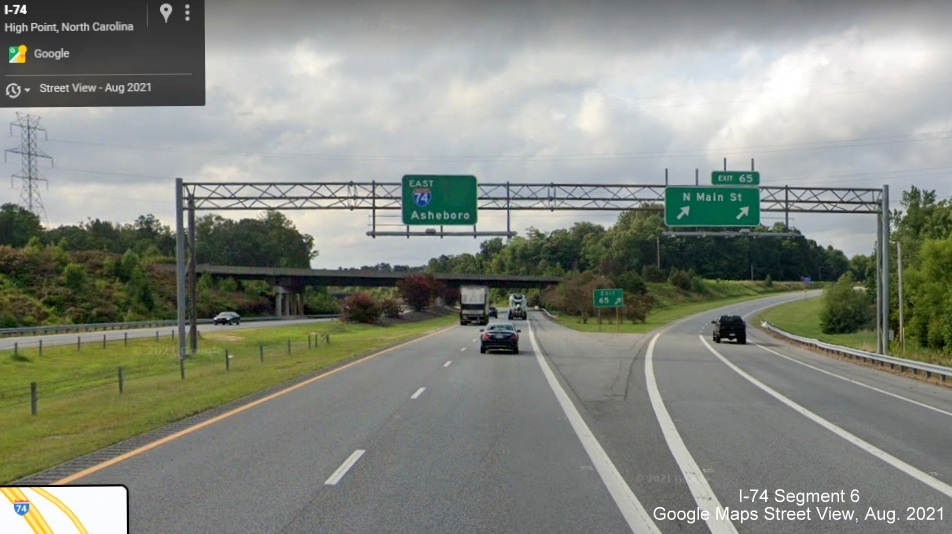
[0,314,456,483]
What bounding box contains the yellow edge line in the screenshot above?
[55,322,457,484]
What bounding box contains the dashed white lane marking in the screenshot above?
[324,449,366,485]
[410,387,426,400]
[443,361,452,368]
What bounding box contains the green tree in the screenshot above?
[904,236,952,351]
[195,211,317,268]
[63,263,88,293]
[0,203,43,247]
[819,272,873,334]
[849,254,870,282]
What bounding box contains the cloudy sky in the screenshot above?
[4,0,952,269]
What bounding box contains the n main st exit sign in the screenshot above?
[712,171,760,185]
[664,186,760,227]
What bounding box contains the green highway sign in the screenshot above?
[402,175,478,225]
[594,288,624,308]
[664,186,760,227]
[712,170,760,186]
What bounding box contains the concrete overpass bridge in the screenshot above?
[156,264,562,316]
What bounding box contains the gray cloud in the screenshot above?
[4,0,952,267]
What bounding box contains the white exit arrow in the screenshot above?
[677,206,690,220]
[736,206,749,220]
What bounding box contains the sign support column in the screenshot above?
[880,184,889,355]
[175,178,186,362]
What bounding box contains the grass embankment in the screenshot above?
[755,295,952,368]
[551,280,807,334]
[0,315,456,483]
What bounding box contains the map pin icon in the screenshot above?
[160,4,173,23]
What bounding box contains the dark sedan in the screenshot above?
[213,311,241,325]
[479,323,520,354]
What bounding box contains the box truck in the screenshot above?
[460,285,490,325]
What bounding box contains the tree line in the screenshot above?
[423,206,852,283]
[816,185,952,356]
[0,204,317,268]
[0,200,864,327]
[881,186,952,353]
[0,204,320,326]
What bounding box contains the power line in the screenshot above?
[43,128,952,163]
[4,113,53,223]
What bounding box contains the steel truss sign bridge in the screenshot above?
[174,179,892,361]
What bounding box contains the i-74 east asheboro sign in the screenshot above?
[402,175,478,225]
[664,186,760,227]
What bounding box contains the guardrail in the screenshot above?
[761,321,952,383]
[0,315,340,338]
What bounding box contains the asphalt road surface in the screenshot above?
[34,293,952,533]
[0,318,331,351]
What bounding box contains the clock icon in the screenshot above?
[5,83,22,99]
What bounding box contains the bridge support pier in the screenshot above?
[275,286,305,317]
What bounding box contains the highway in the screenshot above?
[28,293,952,533]
[0,317,331,351]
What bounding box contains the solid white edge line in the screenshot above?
[699,335,952,500]
[527,320,661,534]
[751,341,952,419]
[324,449,366,485]
[410,387,426,400]
[443,361,452,368]
[645,333,739,534]
[744,285,952,417]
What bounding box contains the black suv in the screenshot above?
[712,315,746,344]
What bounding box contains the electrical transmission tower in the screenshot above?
[5,113,53,223]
